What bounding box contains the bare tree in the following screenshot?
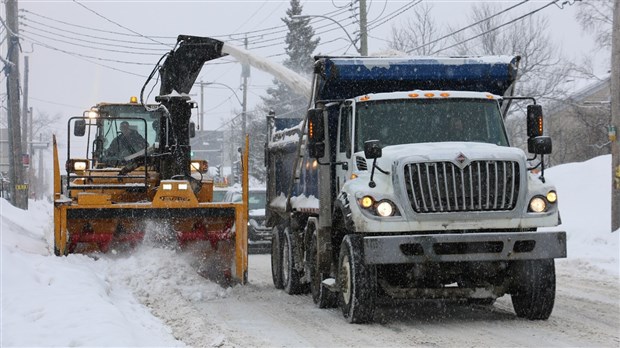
[548,100,611,166]
[576,0,614,51]
[412,3,574,152]
[388,3,444,55]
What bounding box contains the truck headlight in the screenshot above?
[546,191,557,203]
[66,159,89,173]
[358,196,399,217]
[73,161,87,171]
[360,196,373,208]
[376,201,394,217]
[529,196,547,213]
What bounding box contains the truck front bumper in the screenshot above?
[363,231,566,265]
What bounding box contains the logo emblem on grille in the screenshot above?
[454,152,470,169]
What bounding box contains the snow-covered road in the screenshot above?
[124,253,619,347]
[3,156,619,347]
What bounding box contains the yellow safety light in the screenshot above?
[308,119,315,139]
[408,93,419,98]
[360,196,374,209]
[359,95,370,101]
[486,94,495,99]
[424,93,435,98]
[129,96,138,103]
[546,191,557,203]
[440,92,450,98]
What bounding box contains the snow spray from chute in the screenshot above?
[220,43,312,99]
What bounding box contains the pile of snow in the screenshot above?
[543,155,619,277]
[1,155,618,346]
[1,200,230,347]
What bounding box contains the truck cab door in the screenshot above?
[335,104,352,192]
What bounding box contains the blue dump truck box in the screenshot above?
[315,56,519,100]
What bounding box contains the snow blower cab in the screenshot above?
[53,35,250,284]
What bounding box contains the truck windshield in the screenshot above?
[354,98,509,152]
[96,105,162,163]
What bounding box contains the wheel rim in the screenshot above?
[282,234,290,285]
[340,254,351,306]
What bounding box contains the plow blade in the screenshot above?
[53,203,247,284]
[53,135,250,285]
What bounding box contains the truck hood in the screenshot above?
[362,142,526,170]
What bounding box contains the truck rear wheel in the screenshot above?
[510,259,556,320]
[338,234,376,323]
[271,226,284,289]
[283,228,304,294]
[309,230,337,308]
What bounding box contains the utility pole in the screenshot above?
[22,56,30,201]
[200,80,205,131]
[5,0,27,209]
[21,56,28,153]
[359,0,368,55]
[241,36,249,139]
[611,0,619,232]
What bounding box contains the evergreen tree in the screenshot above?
[262,0,319,118]
[246,0,319,183]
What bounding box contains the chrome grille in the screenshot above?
[404,160,520,213]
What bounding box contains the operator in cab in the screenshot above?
[105,121,147,160]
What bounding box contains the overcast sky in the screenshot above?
[0,0,609,134]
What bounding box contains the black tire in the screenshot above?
[511,259,556,320]
[271,227,284,289]
[338,234,376,323]
[308,230,338,308]
[282,228,304,294]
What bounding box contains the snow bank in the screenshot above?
[543,155,619,277]
[1,199,184,347]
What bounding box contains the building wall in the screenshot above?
[547,78,611,166]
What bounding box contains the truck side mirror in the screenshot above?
[528,136,552,154]
[74,120,86,137]
[307,108,325,158]
[364,140,382,159]
[527,105,544,138]
[308,108,324,142]
[189,122,196,138]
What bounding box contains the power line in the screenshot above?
[432,0,564,55]
[366,0,388,26]
[72,0,172,48]
[19,9,175,40]
[20,28,164,56]
[406,0,530,54]
[20,33,152,66]
[366,0,421,31]
[20,15,171,48]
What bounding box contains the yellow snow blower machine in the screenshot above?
[53,36,248,284]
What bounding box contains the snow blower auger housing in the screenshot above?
[53,35,249,284]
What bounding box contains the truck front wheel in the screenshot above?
[510,259,556,320]
[338,234,376,323]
